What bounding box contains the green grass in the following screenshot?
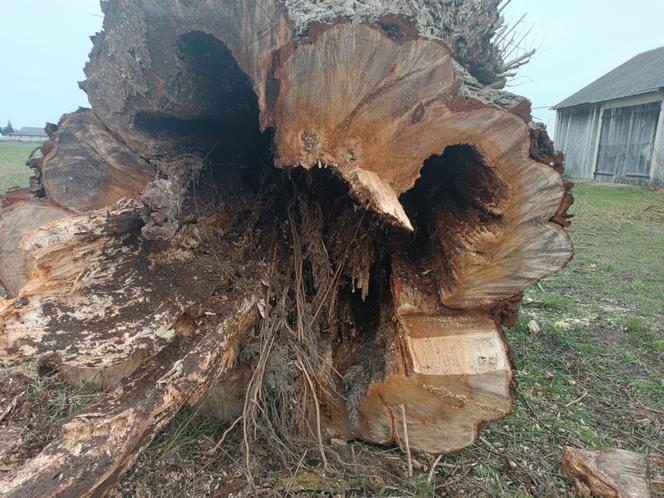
[145,406,226,464]
[30,374,100,424]
[0,142,38,193]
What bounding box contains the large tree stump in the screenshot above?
[0,0,573,495]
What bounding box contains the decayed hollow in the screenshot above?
[0,0,573,494]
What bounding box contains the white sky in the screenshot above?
[0,0,103,130]
[0,1,663,133]
[504,0,664,127]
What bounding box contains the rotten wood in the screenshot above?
[0,276,262,498]
[0,0,574,494]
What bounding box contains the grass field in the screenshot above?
[0,143,662,496]
[0,142,38,192]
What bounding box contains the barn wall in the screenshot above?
[554,105,602,180]
[652,95,664,186]
[555,91,664,184]
[601,92,663,110]
[595,101,661,184]
[598,92,663,185]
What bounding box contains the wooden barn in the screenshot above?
[0,127,48,142]
[554,46,664,185]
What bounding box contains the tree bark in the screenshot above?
[0,0,573,494]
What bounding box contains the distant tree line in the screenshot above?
[1,121,15,134]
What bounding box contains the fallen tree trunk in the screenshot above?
[0,0,573,494]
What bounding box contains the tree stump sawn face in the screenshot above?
[0,1,573,495]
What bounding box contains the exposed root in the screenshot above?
[238,174,382,486]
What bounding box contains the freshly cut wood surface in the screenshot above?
[324,256,513,453]
[561,447,656,498]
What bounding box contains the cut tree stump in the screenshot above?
[0,0,573,495]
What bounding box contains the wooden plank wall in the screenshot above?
[651,96,664,185]
[555,92,664,185]
[595,102,661,185]
[554,105,602,180]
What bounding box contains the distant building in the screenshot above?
[0,127,48,142]
[554,47,664,186]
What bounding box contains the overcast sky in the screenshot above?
[1,1,663,134]
[504,0,664,127]
[0,1,102,130]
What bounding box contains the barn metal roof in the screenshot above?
[554,46,664,109]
